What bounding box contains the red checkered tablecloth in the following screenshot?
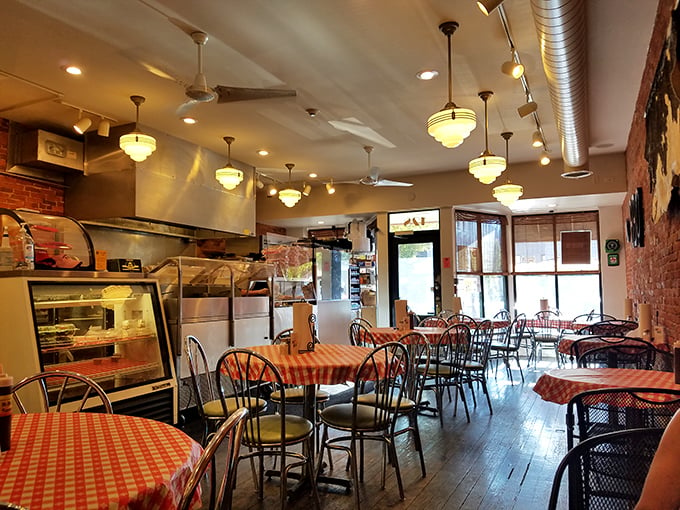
[370,327,445,345]
[233,344,377,385]
[558,334,650,355]
[533,368,680,404]
[0,413,203,510]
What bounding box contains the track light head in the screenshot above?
[531,131,544,148]
[501,60,524,79]
[518,101,538,118]
[97,118,110,137]
[477,0,505,16]
[73,113,92,135]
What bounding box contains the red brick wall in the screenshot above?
[0,118,65,214]
[625,0,678,342]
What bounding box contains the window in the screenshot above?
[455,211,508,317]
[512,212,601,317]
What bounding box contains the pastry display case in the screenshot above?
[0,272,177,423]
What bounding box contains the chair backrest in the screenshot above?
[438,309,454,320]
[493,309,511,321]
[351,342,409,432]
[352,317,374,329]
[448,314,478,329]
[271,328,293,344]
[396,331,430,404]
[349,320,376,347]
[577,320,638,336]
[417,316,448,328]
[572,312,617,326]
[576,338,657,369]
[12,370,113,413]
[185,335,217,422]
[436,323,472,369]
[178,407,248,510]
[503,313,527,349]
[565,387,680,449]
[548,428,664,510]
[469,319,494,367]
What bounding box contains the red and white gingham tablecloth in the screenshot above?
[533,368,680,405]
[558,333,654,356]
[0,413,203,510]
[369,327,445,345]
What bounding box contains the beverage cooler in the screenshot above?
[0,272,177,423]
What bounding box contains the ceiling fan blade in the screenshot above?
[214,86,297,103]
[374,179,413,187]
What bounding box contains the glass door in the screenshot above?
[388,231,441,322]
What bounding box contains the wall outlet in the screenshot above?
[653,325,666,344]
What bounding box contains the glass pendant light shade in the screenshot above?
[215,136,244,190]
[278,163,301,207]
[427,21,476,148]
[468,91,505,184]
[119,95,157,162]
[493,182,524,206]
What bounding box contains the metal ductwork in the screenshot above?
[531,0,590,177]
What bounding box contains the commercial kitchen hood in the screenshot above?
[65,123,255,236]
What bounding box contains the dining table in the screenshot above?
[0,412,203,510]
[533,368,680,405]
[370,326,446,345]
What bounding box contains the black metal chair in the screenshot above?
[548,428,664,510]
[447,314,478,328]
[178,407,248,510]
[529,310,563,368]
[489,313,526,384]
[565,387,680,449]
[417,316,448,328]
[462,319,494,415]
[348,320,377,347]
[576,338,657,369]
[12,370,112,414]
[576,319,638,336]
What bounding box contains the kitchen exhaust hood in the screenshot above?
[65,124,255,236]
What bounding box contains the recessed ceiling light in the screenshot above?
[308,172,318,179]
[317,220,325,224]
[416,69,439,80]
[63,65,82,76]
[257,149,269,156]
[181,116,197,125]
[547,203,557,207]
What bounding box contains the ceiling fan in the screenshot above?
[355,146,413,187]
[176,29,297,114]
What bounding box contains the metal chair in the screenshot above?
[12,370,112,413]
[216,348,320,510]
[489,313,526,384]
[420,323,472,426]
[576,319,638,336]
[447,314,478,328]
[348,320,377,347]
[351,317,374,329]
[417,316,448,328]
[529,310,563,368]
[548,428,664,510]
[462,319,494,415]
[178,407,248,510]
[565,387,680,449]
[318,342,409,509]
[576,338,657,370]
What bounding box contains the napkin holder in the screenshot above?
[292,302,315,353]
[395,299,409,331]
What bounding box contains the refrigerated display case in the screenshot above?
[0,272,177,423]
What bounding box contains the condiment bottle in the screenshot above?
[0,227,13,271]
[0,364,13,452]
[14,224,34,270]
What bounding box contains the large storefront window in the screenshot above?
[455,211,508,317]
[512,212,601,317]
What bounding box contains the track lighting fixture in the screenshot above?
[96,117,110,137]
[477,0,505,16]
[73,111,92,134]
[215,136,244,190]
[492,131,523,206]
[531,131,544,148]
[501,50,524,79]
[426,21,476,149]
[302,182,312,196]
[266,183,278,197]
[279,163,302,207]
[119,95,156,162]
[517,100,538,118]
[326,179,336,195]
[539,151,551,166]
[468,91,506,185]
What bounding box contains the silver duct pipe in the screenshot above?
[530,0,589,173]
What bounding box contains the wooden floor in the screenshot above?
[185,356,569,509]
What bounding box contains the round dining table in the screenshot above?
[370,327,445,345]
[0,413,203,510]
[533,368,680,405]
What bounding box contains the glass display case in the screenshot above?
[0,273,177,422]
[0,208,95,270]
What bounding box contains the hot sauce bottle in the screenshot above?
[0,364,13,452]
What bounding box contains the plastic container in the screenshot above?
[0,364,13,452]
[0,227,13,271]
[14,223,35,270]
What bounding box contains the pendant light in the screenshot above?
[468,91,506,184]
[426,21,476,149]
[119,95,156,162]
[215,136,244,190]
[278,163,302,207]
[492,131,524,206]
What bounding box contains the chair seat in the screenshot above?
[270,387,330,404]
[356,392,416,411]
[490,344,516,352]
[416,363,455,377]
[204,397,267,417]
[243,414,313,445]
[463,361,483,370]
[320,403,391,430]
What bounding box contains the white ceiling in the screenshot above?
[0,0,657,226]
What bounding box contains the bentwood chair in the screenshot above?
[565,387,680,449]
[178,407,248,510]
[216,348,320,510]
[349,320,377,347]
[462,319,494,415]
[12,370,113,413]
[489,313,526,384]
[548,428,664,510]
[357,331,430,478]
[318,342,409,509]
[420,323,472,426]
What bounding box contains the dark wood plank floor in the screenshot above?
[186,357,569,509]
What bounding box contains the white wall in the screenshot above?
[599,204,627,317]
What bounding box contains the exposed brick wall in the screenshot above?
[0,118,65,214]
[625,0,678,343]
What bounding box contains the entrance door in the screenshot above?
[388,231,441,322]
